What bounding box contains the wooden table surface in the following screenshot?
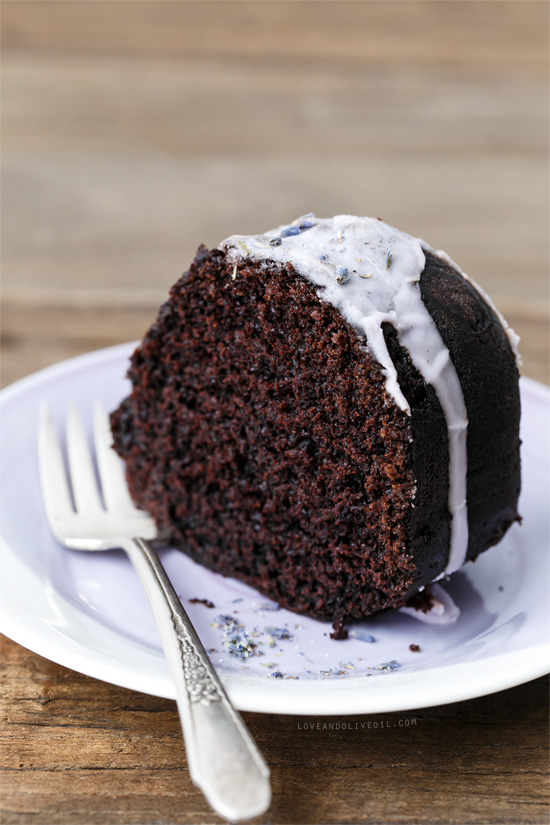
[1,3,548,824]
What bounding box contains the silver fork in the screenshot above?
[38,401,271,822]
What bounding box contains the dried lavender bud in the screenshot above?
[253,601,280,611]
[376,660,402,671]
[280,226,301,238]
[264,626,292,640]
[224,628,256,661]
[212,614,238,628]
[348,629,376,643]
[335,266,349,284]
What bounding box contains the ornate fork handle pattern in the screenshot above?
[175,627,222,706]
[122,537,270,822]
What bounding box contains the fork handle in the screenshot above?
[121,537,271,822]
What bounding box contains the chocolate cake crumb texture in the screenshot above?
[189,597,215,608]
[111,215,521,622]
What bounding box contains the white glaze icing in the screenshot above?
[220,214,508,578]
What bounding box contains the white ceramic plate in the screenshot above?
[0,343,549,715]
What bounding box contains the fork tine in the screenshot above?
[66,405,104,514]
[38,404,76,535]
[93,400,140,513]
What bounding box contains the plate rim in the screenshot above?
[1,344,549,715]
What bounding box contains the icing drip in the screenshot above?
[399,584,460,625]
[221,215,472,576]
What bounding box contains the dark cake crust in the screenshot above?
[111,246,521,620]
[419,252,521,560]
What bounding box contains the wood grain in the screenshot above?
[2,636,548,825]
[1,2,548,823]
[2,1,547,72]
[2,3,548,311]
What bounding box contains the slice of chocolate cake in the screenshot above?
[111,215,521,621]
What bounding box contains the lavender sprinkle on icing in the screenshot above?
[335,266,349,284]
